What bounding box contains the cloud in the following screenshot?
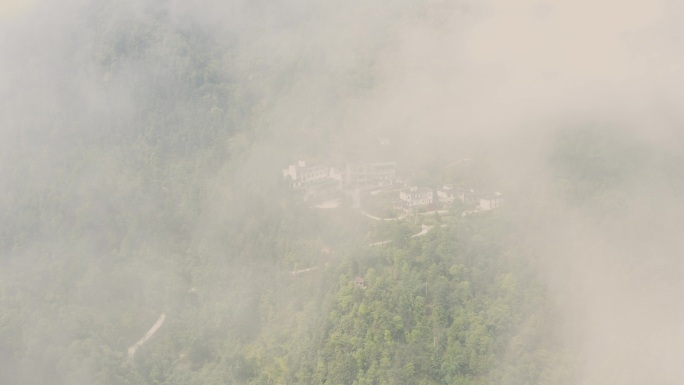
[2,1,684,383]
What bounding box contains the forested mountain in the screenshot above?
[3,1,684,385]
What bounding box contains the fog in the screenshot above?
[2,0,684,384]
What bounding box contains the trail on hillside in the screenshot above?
[128,313,166,360]
[368,224,434,246]
[360,210,406,221]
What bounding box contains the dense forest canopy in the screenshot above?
[2,0,684,384]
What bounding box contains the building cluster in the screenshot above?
[345,162,397,189]
[281,160,333,190]
[282,159,504,213]
[282,159,397,196]
[393,184,503,213]
[436,185,503,211]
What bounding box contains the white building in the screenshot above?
[437,184,455,203]
[371,162,396,185]
[346,161,397,189]
[282,160,330,189]
[456,187,480,205]
[398,186,434,210]
[478,192,504,210]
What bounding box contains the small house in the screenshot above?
[282,160,331,189]
[345,161,397,189]
[478,192,504,210]
[456,188,480,205]
[437,184,455,203]
[395,186,434,212]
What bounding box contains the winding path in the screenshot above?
[411,224,434,238]
[360,210,406,221]
[368,240,392,247]
[315,200,341,209]
[368,224,434,246]
[128,313,166,360]
[291,266,319,275]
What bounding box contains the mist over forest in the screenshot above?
[2,0,684,384]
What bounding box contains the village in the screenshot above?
[282,154,507,284]
[281,157,504,217]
